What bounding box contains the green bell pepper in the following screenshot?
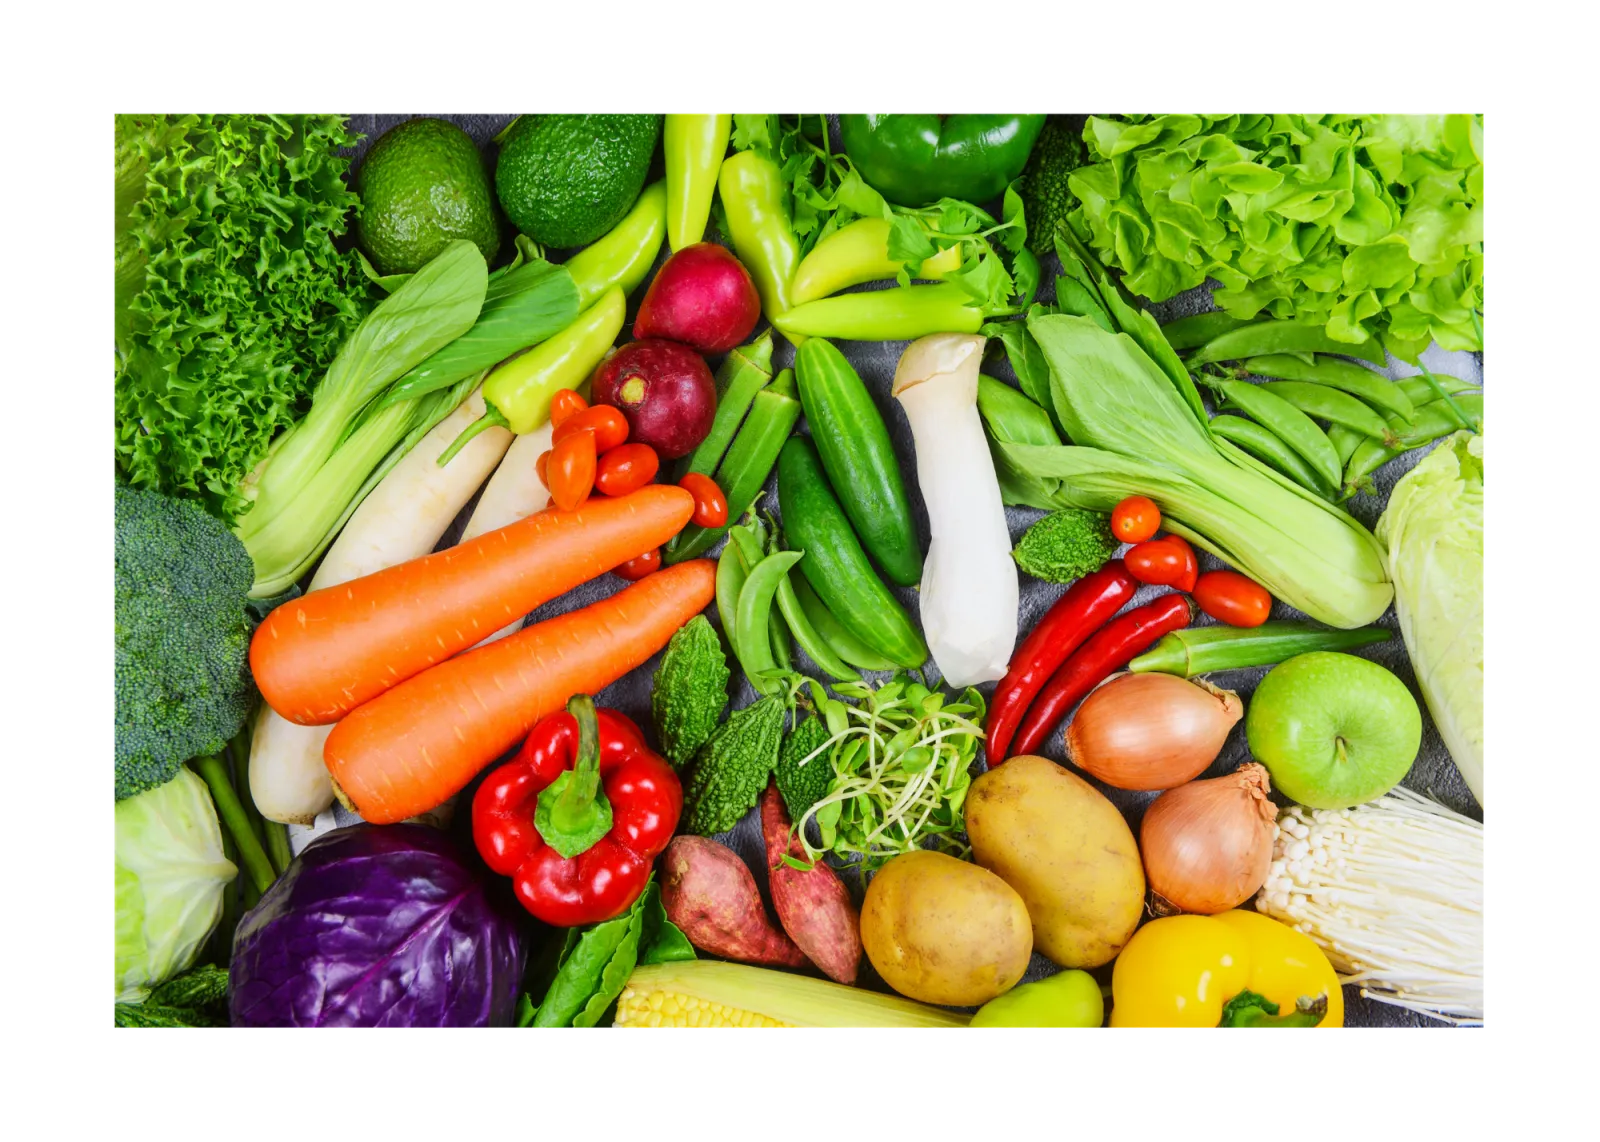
[839,114,1047,208]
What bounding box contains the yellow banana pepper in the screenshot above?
[1110,910,1344,1028]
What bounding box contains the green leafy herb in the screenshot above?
[796,675,985,874]
[650,616,732,769]
[526,882,693,1028]
[1068,114,1483,362]
[115,115,375,525]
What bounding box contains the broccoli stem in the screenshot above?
[191,755,276,896]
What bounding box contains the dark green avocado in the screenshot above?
[355,118,501,275]
[495,114,660,248]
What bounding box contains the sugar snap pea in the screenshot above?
[716,538,749,644]
[1242,353,1415,421]
[733,548,804,694]
[730,525,797,682]
[1326,424,1364,466]
[1260,381,1393,441]
[1162,311,1254,352]
[1207,378,1342,489]
[1340,392,1485,497]
[790,574,896,672]
[1209,415,1335,499]
[1397,373,1475,406]
[1187,319,1388,367]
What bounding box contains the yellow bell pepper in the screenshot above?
[1110,910,1344,1028]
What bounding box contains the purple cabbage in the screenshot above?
[229,824,526,1027]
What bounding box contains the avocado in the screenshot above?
[355,118,501,275]
[495,114,660,248]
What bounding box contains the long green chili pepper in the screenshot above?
[1209,415,1336,499]
[667,369,802,563]
[1129,621,1392,677]
[1241,354,1415,421]
[1206,378,1342,490]
[773,282,985,342]
[439,285,626,464]
[565,182,667,308]
[719,150,801,328]
[664,117,731,251]
[789,218,961,307]
[679,332,774,480]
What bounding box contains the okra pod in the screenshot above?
[679,333,775,480]
[1161,311,1254,352]
[1187,319,1388,367]
[667,369,803,563]
[1209,415,1335,499]
[1129,621,1392,677]
[773,283,984,342]
[1208,379,1342,490]
[1260,381,1394,441]
[1241,354,1415,421]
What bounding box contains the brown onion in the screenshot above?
[1064,673,1242,791]
[1141,763,1277,914]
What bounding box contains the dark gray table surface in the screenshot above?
[305,114,1484,1027]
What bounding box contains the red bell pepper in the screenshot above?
[472,694,682,927]
[985,561,1138,764]
[1008,592,1195,758]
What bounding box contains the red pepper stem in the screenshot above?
[555,694,602,827]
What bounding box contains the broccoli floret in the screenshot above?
[1012,508,1119,583]
[1019,118,1089,255]
[115,484,256,800]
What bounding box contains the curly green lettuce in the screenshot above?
[115,115,374,525]
[1067,114,1482,362]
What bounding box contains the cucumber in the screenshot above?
[777,437,927,669]
[794,338,923,587]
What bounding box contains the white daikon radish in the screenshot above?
[250,386,513,824]
[891,334,1017,687]
[456,419,556,645]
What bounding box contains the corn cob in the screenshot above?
[613,961,969,1028]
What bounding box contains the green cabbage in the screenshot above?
[1376,433,1484,805]
[115,768,237,1002]
[1067,114,1483,363]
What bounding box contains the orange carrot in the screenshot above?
[323,560,717,824]
[251,485,695,726]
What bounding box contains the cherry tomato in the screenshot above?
[553,405,629,452]
[1193,569,1272,628]
[1111,495,1161,544]
[594,443,660,497]
[679,473,729,528]
[614,548,661,581]
[1125,535,1198,592]
[535,450,551,491]
[549,388,589,429]
[547,429,597,512]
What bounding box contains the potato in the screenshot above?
[860,850,1032,1006]
[966,755,1144,969]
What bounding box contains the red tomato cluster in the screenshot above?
[1110,496,1273,628]
[539,388,729,578]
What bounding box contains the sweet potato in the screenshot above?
[760,780,862,985]
[660,836,807,968]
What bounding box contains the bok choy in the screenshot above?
[984,233,1392,628]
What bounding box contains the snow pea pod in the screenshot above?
[564,182,666,309]
[733,544,804,694]
[791,574,896,672]
[1162,311,1253,352]
[1397,374,1476,406]
[1340,392,1485,497]
[769,562,861,683]
[719,151,801,329]
[716,534,750,644]
[1260,381,1393,441]
[663,116,731,251]
[1187,319,1388,367]
[773,283,984,342]
[1209,415,1335,500]
[1208,379,1342,490]
[1242,353,1415,421]
[1326,424,1363,467]
[789,218,961,307]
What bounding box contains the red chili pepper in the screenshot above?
[1008,592,1195,759]
[472,694,681,927]
[1125,535,1198,593]
[985,561,1137,764]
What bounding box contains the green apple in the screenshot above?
[1246,651,1421,809]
